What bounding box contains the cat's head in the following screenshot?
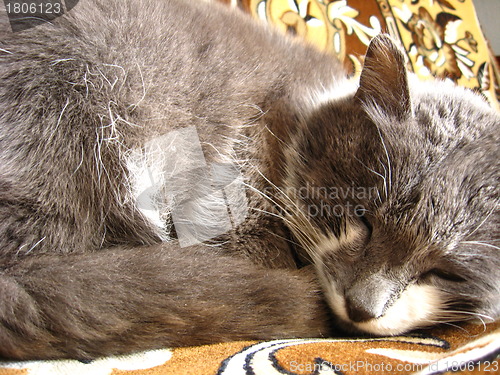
[283,34,500,335]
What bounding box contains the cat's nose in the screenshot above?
[343,272,401,323]
[345,296,378,322]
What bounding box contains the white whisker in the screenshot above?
[25,237,46,255]
[73,144,85,174]
[460,241,500,251]
[128,63,147,110]
[466,209,495,237]
[374,124,392,198]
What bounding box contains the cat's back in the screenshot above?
[0,0,342,150]
[0,0,343,258]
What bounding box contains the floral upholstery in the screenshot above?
[221,0,500,110]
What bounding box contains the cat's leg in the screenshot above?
[0,243,330,360]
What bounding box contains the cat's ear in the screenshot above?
[355,34,411,120]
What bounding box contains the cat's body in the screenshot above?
[0,0,498,360]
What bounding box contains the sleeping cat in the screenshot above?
[0,0,498,360]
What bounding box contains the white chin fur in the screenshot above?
[325,281,444,336]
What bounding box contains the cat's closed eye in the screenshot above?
[356,210,373,241]
[420,268,467,283]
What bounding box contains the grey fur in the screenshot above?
[0,0,498,359]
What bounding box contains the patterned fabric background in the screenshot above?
[221,0,500,110]
[0,1,498,374]
[0,322,499,374]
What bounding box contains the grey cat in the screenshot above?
[0,0,498,360]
